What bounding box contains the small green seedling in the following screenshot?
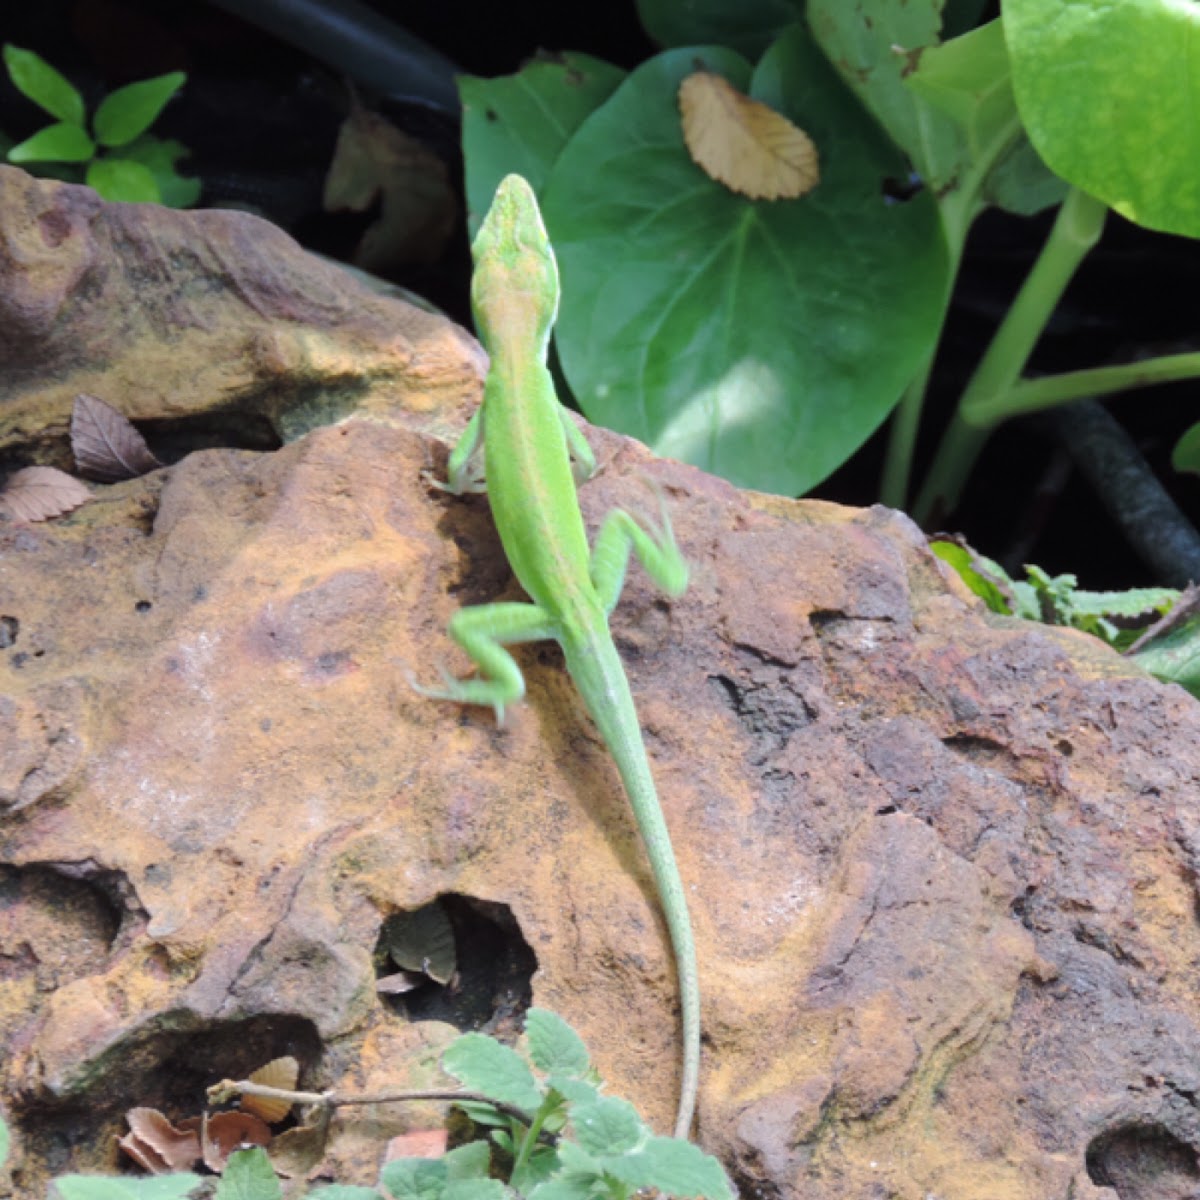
[0,1008,732,1200]
[932,536,1200,699]
[3,44,199,206]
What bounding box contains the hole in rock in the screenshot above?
[0,615,17,647]
[1085,1121,1200,1198]
[8,1014,322,1183]
[374,894,536,1031]
[0,863,124,985]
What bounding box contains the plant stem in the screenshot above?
[880,354,934,509]
[972,351,1200,424]
[912,187,1108,525]
[511,1099,556,1189]
[206,1078,534,1124]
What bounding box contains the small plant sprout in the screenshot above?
[3,44,199,206]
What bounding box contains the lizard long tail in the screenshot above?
[562,628,700,1139]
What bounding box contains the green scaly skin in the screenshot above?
[414,174,699,1138]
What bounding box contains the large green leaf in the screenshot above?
[635,0,798,58]
[459,54,625,236]
[808,0,960,191]
[1003,0,1200,236]
[543,29,949,495]
[904,18,1065,218]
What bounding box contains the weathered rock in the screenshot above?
[0,165,485,464]
[3,175,1200,1199]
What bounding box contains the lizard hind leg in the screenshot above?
[411,601,556,724]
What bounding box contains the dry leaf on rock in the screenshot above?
[0,466,91,522]
[202,1110,273,1171]
[384,900,456,985]
[240,1055,300,1123]
[679,72,819,201]
[324,106,457,272]
[268,1107,333,1179]
[118,1107,202,1173]
[71,393,162,482]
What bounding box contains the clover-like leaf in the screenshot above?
[3,45,85,125]
[8,120,93,163]
[86,158,160,203]
[94,71,186,147]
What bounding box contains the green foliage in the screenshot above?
[435,1009,732,1200]
[1004,0,1200,238]
[4,1010,729,1200]
[1171,422,1200,478]
[3,45,198,206]
[460,0,1200,522]
[932,538,1182,653]
[213,1149,282,1199]
[943,539,1200,701]
[542,29,948,495]
[1129,614,1200,700]
[50,1176,204,1199]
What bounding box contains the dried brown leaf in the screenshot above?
[679,72,819,201]
[268,1107,333,1179]
[0,466,91,522]
[119,1107,202,1174]
[241,1055,300,1124]
[202,1110,273,1171]
[71,393,162,482]
[323,106,456,271]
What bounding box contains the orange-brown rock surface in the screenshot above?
[3,171,1200,1199]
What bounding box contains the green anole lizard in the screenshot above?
[413,174,699,1139]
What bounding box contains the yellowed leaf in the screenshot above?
[679,72,819,201]
[240,1055,300,1124]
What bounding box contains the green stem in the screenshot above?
[510,1100,555,1189]
[880,195,976,510]
[879,114,1020,509]
[973,351,1200,424]
[913,187,1108,525]
[881,354,935,508]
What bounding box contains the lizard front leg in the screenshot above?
[590,499,689,615]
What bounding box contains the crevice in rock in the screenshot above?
[136,408,283,464]
[939,733,1013,766]
[374,894,535,1032]
[0,863,125,985]
[1085,1121,1200,1198]
[8,1013,322,1183]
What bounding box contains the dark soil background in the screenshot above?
[4,0,1199,591]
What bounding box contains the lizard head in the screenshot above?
[470,174,561,354]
